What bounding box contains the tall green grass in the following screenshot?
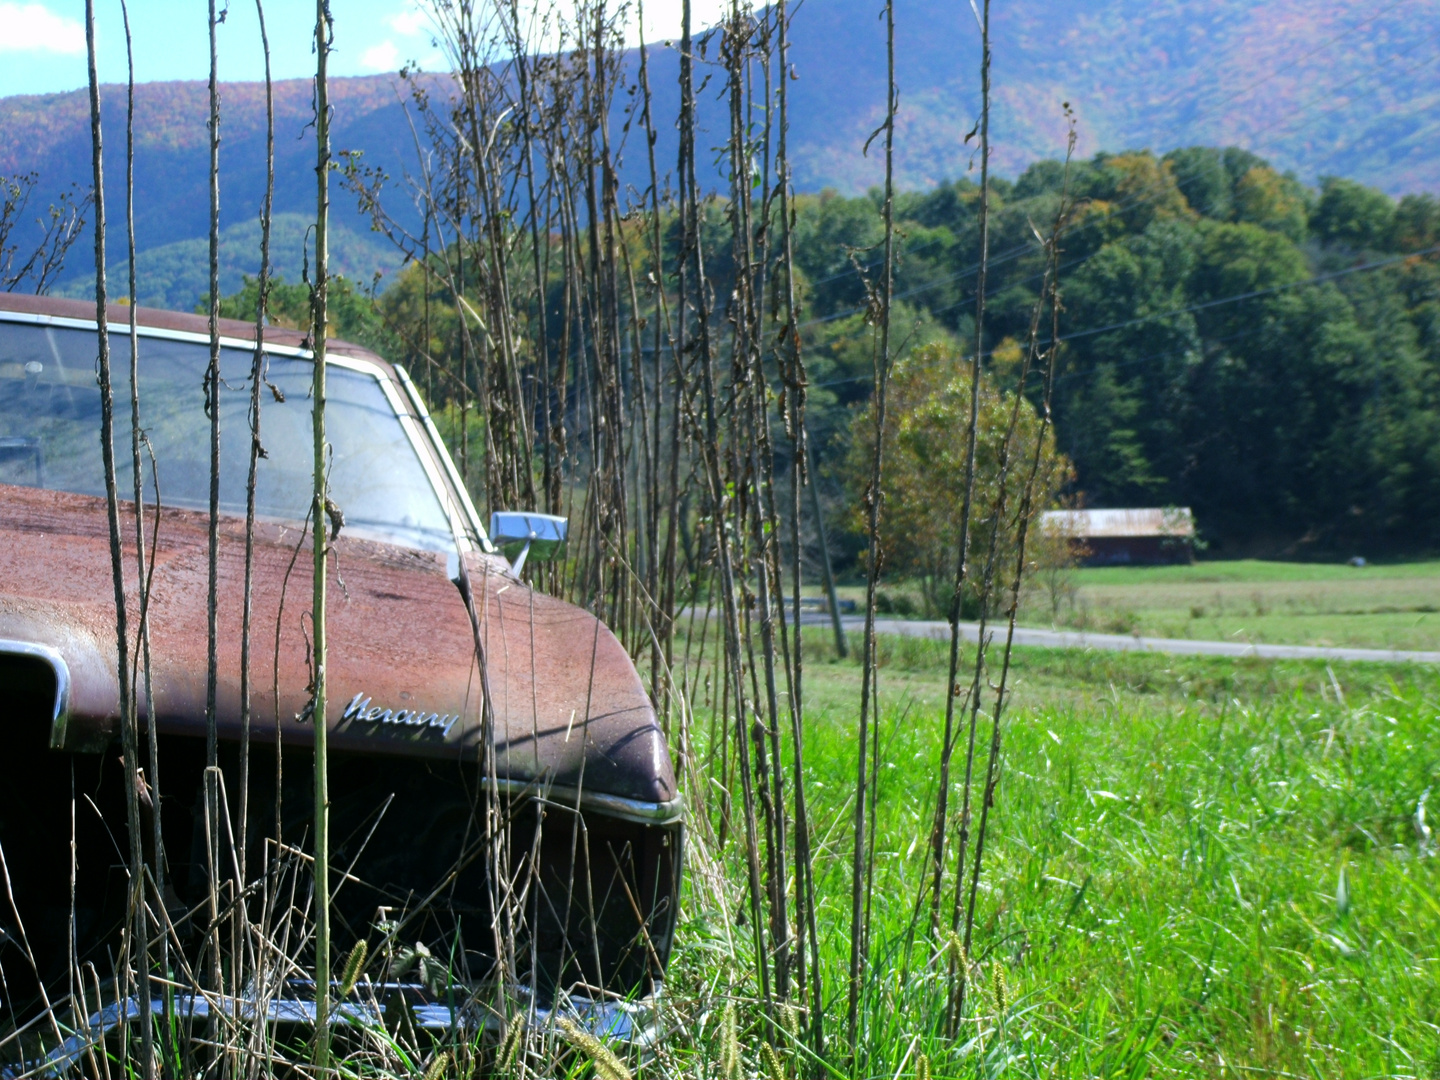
[659,634,1440,1078]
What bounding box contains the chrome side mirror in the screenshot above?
[489,512,568,576]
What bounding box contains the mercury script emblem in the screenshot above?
[342,693,460,737]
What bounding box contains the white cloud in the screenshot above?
[0,2,85,55]
[356,2,437,70]
[388,7,431,37]
[633,0,728,45]
[360,39,401,72]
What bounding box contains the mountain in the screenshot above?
[2,0,1436,310]
[732,0,1440,194]
[0,74,427,308]
[52,213,397,311]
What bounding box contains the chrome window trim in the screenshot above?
[0,639,70,729]
[365,363,476,554]
[392,361,492,552]
[0,309,471,555]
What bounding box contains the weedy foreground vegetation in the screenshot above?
[658,638,1440,1079]
[38,0,1440,1073]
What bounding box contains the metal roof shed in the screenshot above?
[1041,507,1195,565]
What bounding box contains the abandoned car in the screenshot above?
[0,294,681,1046]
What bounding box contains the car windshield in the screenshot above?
[0,320,457,553]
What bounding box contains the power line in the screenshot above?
[1054,243,1440,347]
[804,241,1438,393]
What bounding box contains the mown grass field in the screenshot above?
[1046,559,1440,651]
[664,631,1440,1078]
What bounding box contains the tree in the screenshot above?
[1012,158,1077,201]
[1082,151,1192,234]
[846,343,1071,616]
[1057,361,1158,507]
[1164,146,1233,220]
[1389,193,1440,254]
[0,172,90,294]
[1232,166,1309,242]
[1312,177,1395,250]
[1191,219,1308,337]
[1057,217,1203,500]
[792,188,885,317]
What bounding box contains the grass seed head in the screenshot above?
[339,938,368,998]
[992,958,1009,1015]
[557,1016,633,1080]
[780,1002,800,1042]
[760,1041,786,1080]
[944,931,970,990]
[497,1013,527,1072]
[944,931,965,966]
[916,1053,932,1080]
[422,1049,451,1080]
[720,1002,741,1080]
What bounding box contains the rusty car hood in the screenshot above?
[0,484,675,809]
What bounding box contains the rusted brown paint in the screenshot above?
[0,296,675,808]
[0,484,674,803]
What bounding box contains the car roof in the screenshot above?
[0,292,389,369]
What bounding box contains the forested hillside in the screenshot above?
[685,0,1440,194]
[2,0,1437,309]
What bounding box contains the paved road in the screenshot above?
[799,614,1440,665]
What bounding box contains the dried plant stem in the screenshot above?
[847,0,897,1047]
[962,117,1076,977]
[310,0,334,1068]
[237,5,274,1071]
[204,0,222,774]
[775,0,823,1048]
[241,0,274,890]
[632,0,673,711]
[202,8,228,1058]
[119,1,172,1064]
[929,0,991,941]
[84,1,153,1074]
[724,0,791,1014]
[120,2,165,1070]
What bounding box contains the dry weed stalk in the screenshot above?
[847,0,898,1047]
[939,107,1079,1035]
[310,0,334,1065]
[83,0,154,1073]
[925,0,994,942]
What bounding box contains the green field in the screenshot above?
[666,633,1440,1078]
[1046,559,1440,651]
[823,559,1440,651]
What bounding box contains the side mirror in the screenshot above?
[489,512,568,576]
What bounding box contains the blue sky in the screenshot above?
[0,0,726,98]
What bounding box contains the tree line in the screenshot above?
[214,145,1440,576]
